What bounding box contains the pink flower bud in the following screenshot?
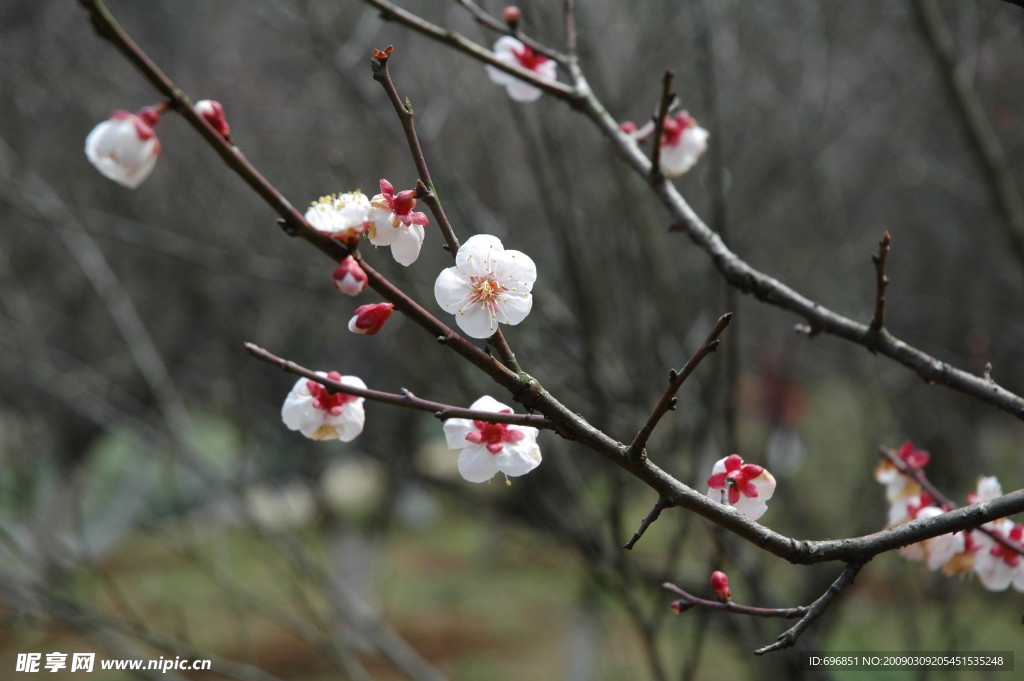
[85,107,163,188]
[709,570,731,601]
[502,6,522,27]
[332,257,368,296]
[348,303,394,335]
[195,99,231,139]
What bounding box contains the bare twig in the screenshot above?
[662,582,808,619]
[869,231,891,333]
[753,561,864,655]
[623,496,671,550]
[627,313,732,460]
[649,70,675,181]
[370,51,460,257]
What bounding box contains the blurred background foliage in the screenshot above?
[1,0,1023,679]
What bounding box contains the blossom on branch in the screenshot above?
[332,257,368,296]
[621,111,710,177]
[972,519,1024,592]
[367,179,429,266]
[442,395,541,483]
[874,440,930,504]
[305,191,372,245]
[486,36,557,103]
[348,302,394,335]
[706,454,776,521]
[85,107,162,188]
[281,372,366,441]
[434,234,536,339]
[709,570,731,601]
[195,99,231,139]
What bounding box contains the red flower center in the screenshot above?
[465,410,525,454]
[307,371,358,416]
[707,454,764,505]
[513,44,548,72]
[661,113,696,147]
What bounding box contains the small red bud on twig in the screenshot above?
[373,45,394,61]
[710,570,731,601]
[502,6,522,29]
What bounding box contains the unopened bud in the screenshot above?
[348,303,394,335]
[195,99,231,139]
[502,6,522,28]
[709,570,731,601]
[332,257,368,296]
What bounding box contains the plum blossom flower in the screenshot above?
[367,179,429,266]
[972,519,1024,591]
[874,440,930,504]
[434,234,536,339]
[195,99,231,139]
[967,475,1002,505]
[85,107,162,188]
[348,303,394,335]
[442,395,541,483]
[621,112,709,177]
[486,36,557,102]
[332,257,368,296]
[281,372,366,441]
[897,505,966,569]
[305,191,372,244]
[706,454,776,521]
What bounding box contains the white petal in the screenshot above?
[505,80,543,102]
[456,306,500,339]
[367,212,399,246]
[494,290,533,326]
[496,441,542,477]
[458,446,499,483]
[485,63,517,87]
[455,234,503,274]
[390,223,425,266]
[443,418,476,449]
[469,395,510,412]
[496,249,537,289]
[434,267,473,312]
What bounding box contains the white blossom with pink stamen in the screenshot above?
[485,36,557,102]
[442,395,541,483]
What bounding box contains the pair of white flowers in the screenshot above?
[282,381,541,484]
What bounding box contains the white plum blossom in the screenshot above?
[900,506,966,570]
[434,234,536,339]
[485,36,557,102]
[621,111,709,177]
[281,371,366,441]
[367,179,429,266]
[968,475,1002,504]
[85,107,162,188]
[305,191,372,244]
[972,519,1024,592]
[706,454,776,521]
[442,395,541,483]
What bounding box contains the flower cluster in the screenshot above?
[706,454,776,521]
[876,441,1024,591]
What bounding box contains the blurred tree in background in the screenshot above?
[1,1,1023,679]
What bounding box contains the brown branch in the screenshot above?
[753,561,864,655]
[869,231,891,333]
[627,313,732,460]
[649,70,675,182]
[662,582,808,619]
[370,53,460,257]
[244,342,553,428]
[623,496,671,550]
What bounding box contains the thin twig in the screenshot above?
[649,70,675,181]
[623,496,671,550]
[564,0,578,58]
[370,52,460,257]
[628,313,732,460]
[662,582,808,619]
[869,231,891,333]
[244,342,552,428]
[754,561,864,655]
